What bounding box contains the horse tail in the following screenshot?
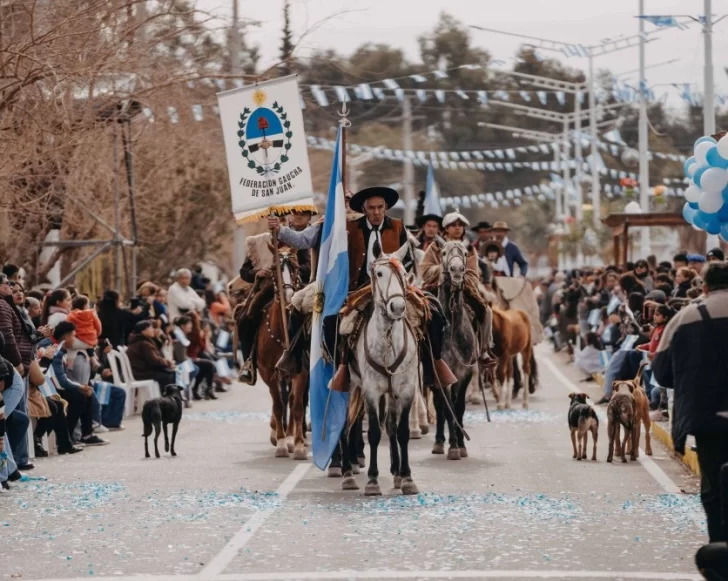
[348,386,364,429]
[528,350,539,394]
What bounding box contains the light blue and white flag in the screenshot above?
[310,125,349,470]
[424,166,443,217]
[93,381,112,406]
[40,368,59,398]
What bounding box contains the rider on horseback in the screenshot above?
[420,212,496,368]
[269,186,458,389]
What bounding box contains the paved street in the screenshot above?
[2,345,706,581]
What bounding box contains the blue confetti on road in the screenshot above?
[185,411,270,423]
[465,409,559,424]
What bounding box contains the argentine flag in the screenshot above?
[424,166,443,216]
[310,125,349,470]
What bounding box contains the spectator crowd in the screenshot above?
[0,264,236,492]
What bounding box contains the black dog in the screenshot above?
[142,384,184,459]
[568,392,599,461]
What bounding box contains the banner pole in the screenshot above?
[270,224,290,348]
[339,100,350,190]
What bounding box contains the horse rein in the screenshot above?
[370,256,408,319]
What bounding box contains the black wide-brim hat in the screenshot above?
[349,187,399,213]
[471,221,493,232]
[415,213,443,227]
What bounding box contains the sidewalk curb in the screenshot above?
[651,421,701,477]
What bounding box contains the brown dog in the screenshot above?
[611,361,653,460]
[607,382,637,463]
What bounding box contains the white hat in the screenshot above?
[442,212,470,228]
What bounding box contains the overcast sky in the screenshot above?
[198,0,727,114]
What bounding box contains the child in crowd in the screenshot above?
[66,295,102,369]
[573,331,604,379]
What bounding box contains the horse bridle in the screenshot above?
[443,242,468,288]
[370,256,408,319]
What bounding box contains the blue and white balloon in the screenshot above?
[720,222,728,242]
[684,156,697,177]
[683,202,698,224]
[706,146,728,169]
[706,217,722,235]
[718,135,728,160]
[700,167,728,193]
[684,184,702,203]
[695,136,718,148]
[699,190,724,214]
[693,166,709,187]
[695,141,714,166]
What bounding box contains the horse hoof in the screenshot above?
[432,442,445,455]
[497,403,505,411]
[364,481,382,496]
[328,466,342,478]
[286,437,294,453]
[522,402,529,410]
[393,475,402,489]
[293,446,307,461]
[410,429,422,440]
[646,448,653,457]
[351,464,360,475]
[420,425,429,435]
[275,445,289,458]
[505,402,511,410]
[270,431,277,447]
[357,456,366,468]
[342,476,359,490]
[401,478,419,495]
[447,447,461,460]
[577,456,582,461]
[459,447,468,458]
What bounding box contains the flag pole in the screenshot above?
[339,100,350,190]
[270,222,290,348]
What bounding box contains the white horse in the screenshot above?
[349,242,421,496]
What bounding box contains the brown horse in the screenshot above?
[491,307,538,410]
[235,247,309,460]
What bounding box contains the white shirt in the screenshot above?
[366,220,383,271]
[502,236,511,248]
[489,256,511,276]
[167,282,206,321]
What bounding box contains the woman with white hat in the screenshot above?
[420,212,496,367]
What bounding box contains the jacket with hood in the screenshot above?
[125,333,171,381]
[66,309,102,346]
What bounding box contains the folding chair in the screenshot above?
[117,349,161,412]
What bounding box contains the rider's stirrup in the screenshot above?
[238,360,257,386]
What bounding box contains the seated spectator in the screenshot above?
[209,290,232,326]
[633,259,654,292]
[687,253,706,272]
[0,336,22,489]
[185,313,219,400]
[154,287,169,325]
[26,296,42,328]
[673,252,688,269]
[167,269,206,320]
[51,322,108,447]
[573,332,604,378]
[31,343,83,457]
[126,320,176,388]
[2,263,22,285]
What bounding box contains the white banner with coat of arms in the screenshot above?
[217,75,315,224]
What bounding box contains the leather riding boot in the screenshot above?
[275,349,298,377]
[331,364,350,392]
[434,359,457,387]
[238,359,257,386]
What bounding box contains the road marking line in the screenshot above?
[25,571,703,581]
[538,355,682,494]
[218,570,701,580]
[199,463,311,578]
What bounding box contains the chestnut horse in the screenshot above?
[236,248,309,460]
[491,307,538,410]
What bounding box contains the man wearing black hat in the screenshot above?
[270,186,457,387]
[415,213,442,253]
[707,247,724,263]
[471,221,493,257]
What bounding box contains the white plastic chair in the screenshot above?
[117,349,161,412]
[108,350,159,417]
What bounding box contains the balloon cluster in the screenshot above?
[683,135,728,239]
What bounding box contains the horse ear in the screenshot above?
[392,241,409,263]
[373,239,382,260]
[406,272,415,286]
[435,235,446,248]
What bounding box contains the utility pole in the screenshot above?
[574,91,583,222]
[703,0,719,251]
[402,96,415,224]
[638,0,651,258]
[230,0,247,271]
[588,55,600,227]
[562,119,571,219]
